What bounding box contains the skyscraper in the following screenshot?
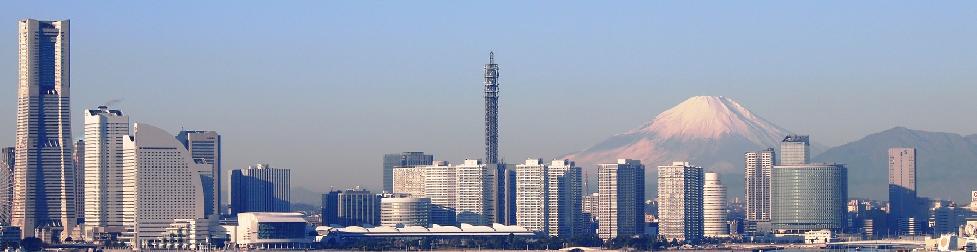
[658,161,704,243]
[121,123,210,249]
[515,159,548,232]
[13,19,76,241]
[321,188,379,227]
[392,167,426,197]
[230,164,291,214]
[703,172,728,238]
[72,140,84,225]
[771,163,847,234]
[779,135,810,165]
[175,131,221,219]
[0,147,13,225]
[547,159,582,238]
[598,159,645,240]
[83,106,129,233]
[455,159,496,225]
[483,52,500,164]
[745,148,775,222]
[421,161,457,225]
[888,147,918,235]
[381,152,434,192]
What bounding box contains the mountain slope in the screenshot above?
[814,127,977,202]
[565,96,801,197]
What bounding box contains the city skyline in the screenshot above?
[2,1,977,199]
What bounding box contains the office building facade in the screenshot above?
[779,135,810,165]
[658,161,704,243]
[381,152,433,192]
[392,167,426,197]
[703,172,728,237]
[322,188,378,226]
[888,147,918,235]
[771,163,847,234]
[13,19,76,240]
[380,196,431,227]
[230,164,291,214]
[176,130,221,219]
[83,106,129,230]
[0,147,13,225]
[598,159,645,240]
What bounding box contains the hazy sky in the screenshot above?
[1,1,975,193]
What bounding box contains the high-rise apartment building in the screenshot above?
[598,159,645,240]
[13,19,76,241]
[515,159,548,232]
[658,161,704,243]
[888,147,918,235]
[547,159,582,238]
[392,167,426,197]
[455,159,497,225]
[229,164,291,214]
[422,161,456,225]
[175,131,221,219]
[779,135,810,165]
[381,152,433,192]
[745,148,775,222]
[703,172,728,238]
[771,163,847,234]
[83,106,129,233]
[321,188,378,226]
[0,147,13,225]
[121,123,210,249]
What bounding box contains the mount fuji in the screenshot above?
[564,96,816,197]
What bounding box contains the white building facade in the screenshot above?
[703,172,728,237]
[421,161,456,225]
[745,148,774,222]
[597,159,645,240]
[380,196,431,227]
[515,159,548,232]
[658,161,704,243]
[547,159,582,238]
[392,167,426,197]
[83,106,129,236]
[455,159,496,226]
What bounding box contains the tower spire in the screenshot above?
[483,52,500,164]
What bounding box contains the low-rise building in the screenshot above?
[234,212,312,249]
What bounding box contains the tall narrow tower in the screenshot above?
[483,52,500,164]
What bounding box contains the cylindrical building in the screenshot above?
[380,197,431,227]
[703,172,728,237]
[771,164,847,234]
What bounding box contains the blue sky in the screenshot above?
[1,1,975,192]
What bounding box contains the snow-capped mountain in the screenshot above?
[564,96,802,196]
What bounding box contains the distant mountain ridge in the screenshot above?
[815,127,977,202]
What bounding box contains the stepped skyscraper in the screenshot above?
[483,52,500,164]
[12,19,76,241]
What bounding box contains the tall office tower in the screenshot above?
[483,52,500,164]
[455,159,496,225]
[745,148,775,222]
[597,159,645,240]
[888,147,918,235]
[382,152,434,192]
[321,188,378,226]
[422,161,457,225]
[547,159,582,238]
[779,135,810,165]
[0,147,13,225]
[703,172,728,238]
[83,106,129,232]
[175,131,221,219]
[497,163,517,226]
[392,167,426,197]
[229,164,291,214]
[13,19,76,241]
[379,195,431,227]
[72,140,84,225]
[658,161,704,243]
[121,123,210,249]
[515,159,548,232]
[771,163,847,234]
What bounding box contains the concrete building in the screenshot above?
[703,172,728,238]
[745,148,775,222]
[121,123,210,249]
[421,161,457,226]
[455,159,497,226]
[779,135,810,165]
[83,106,129,236]
[547,159,582,238]
[72,140,84,225]
[321,188,378,227]
[658,161,704,243]
[515,159,548,232]
[392,167,426,197]
[379,195,431,227]
[0,147,12,225]
[598,159,645,240]
[771,163,847,234]
[234,212,312,249]
[230,164,291,214]
[382,152,433,192]
[175,130,221,220]
[889,147,919,235]
[12,19,77,241]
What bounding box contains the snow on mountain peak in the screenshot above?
[629,96,789,145]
